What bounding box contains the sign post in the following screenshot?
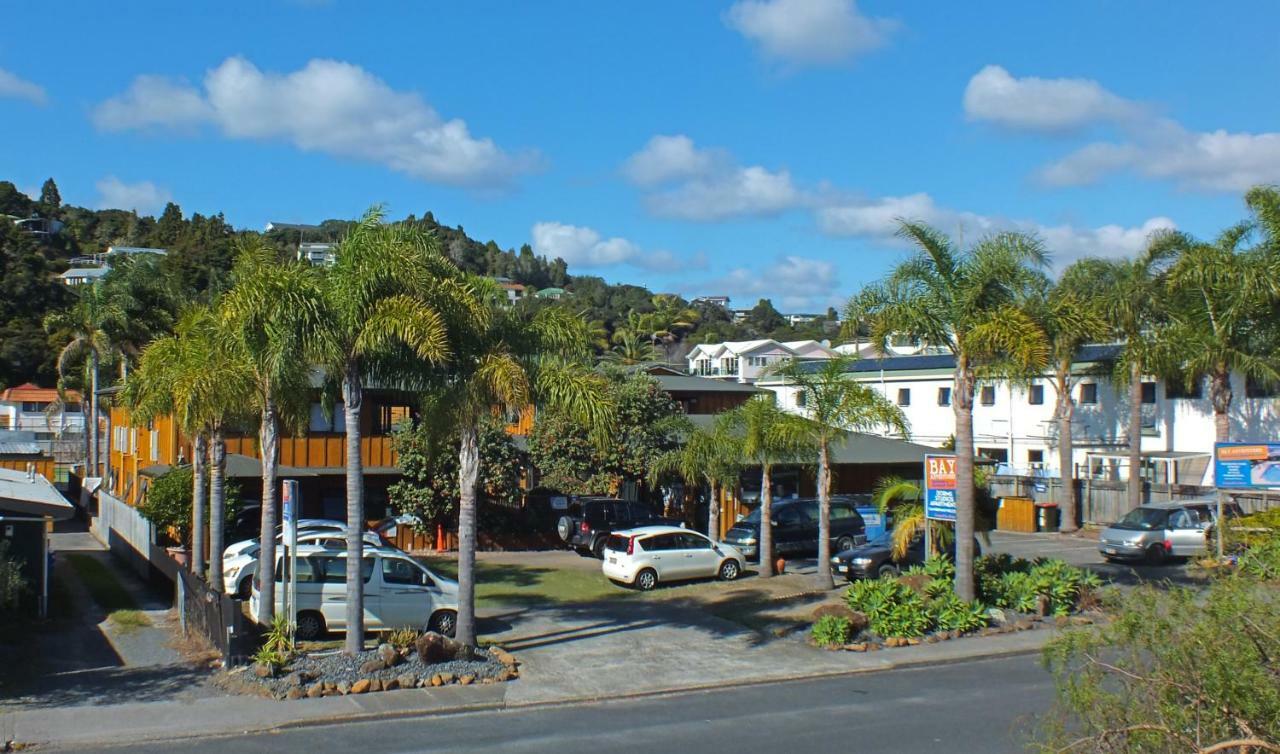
[1212,442,1280,559]
[282,479,299,648]
[924,454,958,560]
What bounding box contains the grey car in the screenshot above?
[1098,500,1235,564]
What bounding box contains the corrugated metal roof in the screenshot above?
[0,467,73,518]
[685,414,936,466]
[0,442,42,456]
[654,375,763,394]
[762,343,1123,377]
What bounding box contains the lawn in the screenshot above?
[65,553,139,613]
[419,556,635,608]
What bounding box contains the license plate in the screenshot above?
[608,557,617,564]
[1104,547,1117,555]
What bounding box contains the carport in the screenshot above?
[0,465,75,616]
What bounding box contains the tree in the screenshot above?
[850,225,1048,600]
[1026,265,1108,534]
[603,329,659,366]
[44,283,125,478]
[650,414,740,540]
[1158,209,1280,444]
[772,355,908,589]
[388,415,522,524]
[38,178,61,213]
[219,241,324,622]
[315,208,459,654]
[745,298,786,334]
[137,467,242,549]
[871,476,948,560]
[723,395,811,576]
[421,298,614,646]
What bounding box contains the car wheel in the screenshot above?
[295,610,326,641]
[556,516,574,542]
[635,568,658,591]
[718,559,741,581]
[877,563,900,579]
[592,538,607,559]
[835,536,855,553]
[1145,545,1167,565]
[237,577,252,600]
[428,609,458,637]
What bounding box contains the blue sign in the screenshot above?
[924,454,957,522]
[1215,443,1280,489]
[282,479,299,539]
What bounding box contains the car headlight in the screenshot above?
[740,537,757,545]
[851,557,873,566]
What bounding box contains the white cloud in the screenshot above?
[94,57,540,188]
[95,176,172,215]
[531,221,704,272]
[623,134,804,221]
[1040,128,1280,192]
[725,0,896,68]
[0,68,47,105]
[817,192,1174,264]
[699,254,840,311]
[963,65,1144,133]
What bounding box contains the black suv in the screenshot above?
[722,496,866,563]
[556,497,683,558]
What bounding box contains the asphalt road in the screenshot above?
[81,654,1055,754]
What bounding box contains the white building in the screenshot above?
[60,267,110,286]
[686,339,838,383]
[756,345,1280,487]
[298,242,337,266]
[0,384,84,437]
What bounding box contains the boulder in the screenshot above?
[336,681,351,695]
[377,643,401,668]
[1014,619,1036,631]
[350,679,370,694]
[286,687,305,700]
[496,668,517,681]
[397,672,419,689]
[986,608,1008,625]
[458,674,475,686]
[369,679,383,692]
[254,663,276,679]
[489,647,519,669]
[384,679,399,691]
[865,643,882,651]
[844,642,868,652]
[306,683,324,699]
[281,672,305,688]
[438,672,455,685]
[416,632,470,664]
[810,604,869,635]
[359,659,386,675]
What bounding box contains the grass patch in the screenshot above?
[107,609,151,634]
[65,554,139,613]
[419,557,634,607]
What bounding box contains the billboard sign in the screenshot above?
[924,454,957,522]
[1214,443,1280,489]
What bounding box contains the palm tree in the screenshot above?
[422,297,614,647]
[723,395,811,576]
[604,329,660,365]
[871,476,950,560]
[1157,219,1280,444]
[219,241,325,618]
[45,284,125,478]
[650,414,741,541]
[850,225,1049,600]
[771,355,909,589]
[1026,265,1108,533]
[316,208,464,654]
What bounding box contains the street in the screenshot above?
[75,655,1054,754]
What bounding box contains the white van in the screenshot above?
[249,544,459,639]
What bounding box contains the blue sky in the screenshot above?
[2,1,1278,311]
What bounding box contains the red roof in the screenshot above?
[0,383,81,403]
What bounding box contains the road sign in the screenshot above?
[282,480,300,645]
[924,454,958,522]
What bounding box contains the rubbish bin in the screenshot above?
[1035,503,1060,533]
[856,506,887,543]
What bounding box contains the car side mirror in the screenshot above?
[770,519,779,527]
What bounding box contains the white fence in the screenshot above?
[92,490,175,580]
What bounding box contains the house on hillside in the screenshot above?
[692,295,730,308]
[0,384,83,436]
[297,242,336,266]
[60,267,110,286]
[686,339,838,383]
[492,277,527,305]
[535,287,566,301]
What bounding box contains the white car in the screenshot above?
[222,529,384,598]
[223,519,347,561]
[249,544,459,639]
[601,525,744,591]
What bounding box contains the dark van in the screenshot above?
[722,496,866,562]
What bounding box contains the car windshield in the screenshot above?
[1118,507,1168,530]
[740,509,762,525]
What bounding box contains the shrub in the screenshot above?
[1237,536,1280,580]
[930,593,989,634]
[386,626,421,650]
[255,613,295,668]
[811,615,854,647]
[847,577,932,638]
[137,467,242,547]
[979,558,1099,616]
[0,540,26,612]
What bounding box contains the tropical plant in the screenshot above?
[603,328,660,365]
[385,626,420,651]
[810,615,855,647]
[650,413,740,540]
[314,207,461,653]
[871,476,953,561]
[219,240,325,623]
[771,355,909,588]
[420,295,614,647]
[850,224,1049,600]
[930,592,989,634]
[44,282,126,478]
[723,395,812,576]
[136,467,242,549]
[846,577,932,638]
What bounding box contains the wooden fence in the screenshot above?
[990,475,1280,527]
[176,568,250,666]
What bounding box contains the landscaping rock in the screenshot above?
[359,659,386,675]
[845,642,868,652]
[350,679,370,694]
[488,647,518,668]
[397,672,418,689]
[306,683,324,699]
[254,663,276,679]
[439,672,455,685]
[865,643,881,651]
[282,672,304,688]
[384,678,399,691]
[809,605,869,634]
[496,668,516,681]
[415,632,470,664]
[906,638,921,646]
[369,679,383,692]
[429,674,443,687]
[286,687,304,700]
[377,643,401,668]
[986,608,1008,625]
[336,681,351,695]
[1035,595,1051,617]
[1069,615,1094,626]
[1014,619,1036,631]
[458,674,475,686]
[924,635,939,644]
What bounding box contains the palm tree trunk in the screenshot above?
[256,398,280,622]
[815,442,833,589]
[191,433,207,575]
[1211,368,1232,443]
[1127,360,1143,511]
[953,359,977,601]
[707,479,720,541]
[759,463,774,577]
[90,349,99,478]
[342,363,365,654]
[1056,372,1078,534]
[456,423,480,647]
[208,426,226,592]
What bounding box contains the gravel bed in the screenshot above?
[256,648,508,697]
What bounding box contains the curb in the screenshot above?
[24,635,1051,750]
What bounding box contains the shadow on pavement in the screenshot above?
[2,664,213,709]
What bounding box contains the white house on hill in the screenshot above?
[686,339,838,383]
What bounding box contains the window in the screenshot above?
[721,358,739,374]
[978,447,1008,463]
[676,533,712,550]
[317,556,375,584]
[1166,376,1203,400]
[897,388,911,407]
[1079,383,1098,405]
[795,391,807,408]
[775,507,804,526]
[747,356,770,368]
[1141,382,1157,404]
[937,387,951,407]
[642,533,680,551]
[830,504,856,520]
[1028,385,1044,405]
[1168,510,1195,530]
[980,386,996,406]
[21,401,47,413]
[277,556,319,583]
[383,558,429,586]
[1027,449,1044,465]
[150,430,160,462]
[1247,376,1279,398]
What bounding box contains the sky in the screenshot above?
[2,1,1278,312]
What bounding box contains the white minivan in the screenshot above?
[249,544,459,639]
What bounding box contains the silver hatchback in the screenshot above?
[1098,501,1225,564]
